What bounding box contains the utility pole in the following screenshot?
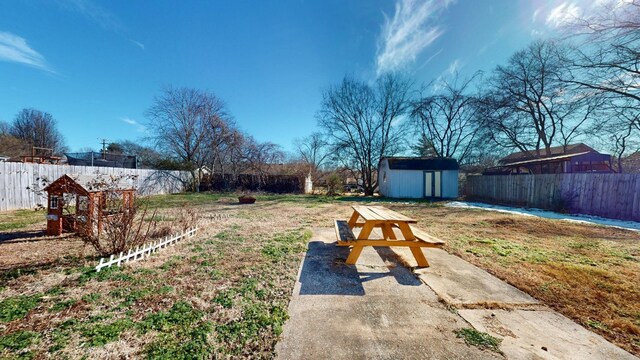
[99,138,108,159]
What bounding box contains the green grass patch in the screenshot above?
[139,193,226,209]
[82,292,102,303]
[138,301,213,359]
[80,318,134,347]
[145,322,212,360]
[212,290,235,309]
[455,328,502,353]
[0,294,42,322]
[261,230,312,261]
[78,266,134,284]
[0,330,39,351]
[49,299,78,313]
[216,302,288,353]
[0,209,45,231]
[0,268,38,285]
[48,327,70,353]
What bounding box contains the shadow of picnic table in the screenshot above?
[298,240,421,296]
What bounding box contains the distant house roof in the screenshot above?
[622,152,640,173]
[382,157,459,171]
[499,143,595,164]
[501,151,594,166]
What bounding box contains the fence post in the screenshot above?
[96,257,105,272]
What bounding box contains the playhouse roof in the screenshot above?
[44,174,136,194]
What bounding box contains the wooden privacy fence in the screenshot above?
[0,162,192,211]
[199,173,303,193]
[95,227,198,272]
[465,173,640,222]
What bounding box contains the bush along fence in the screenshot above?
[464,173,640,222]
[95,227,198,272]
[199,173,303,193]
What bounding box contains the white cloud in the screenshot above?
[532,8,542,22]
[120,117,146,132]
[375,0,454,76]
[56,0,124,32]
[546,2,582,27]
[447,58,461,75]
[130,40,145,50]
[0,32,53,72]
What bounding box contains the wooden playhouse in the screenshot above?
[44,174,136,236]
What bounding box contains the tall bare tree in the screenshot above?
[562,0,640,104]
[317,74,411,195]
[242,137,285,187]
[294,132,331,180]
[483,40,597,157]
[411,72,483,164]
[0,121,29,157]
[145,86,229,190]
[10,108,66,154]
[559,0,640,169]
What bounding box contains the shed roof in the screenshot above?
[44,174,136,194]
[382,157,459,171]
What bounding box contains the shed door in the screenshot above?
[424,171,442,198]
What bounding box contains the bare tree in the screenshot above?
[483,40,597,156]
[593,101,640,173]
[243,137,285,186]
[318,74,411,195]
[411,72,484,164]
[10,108,66,154]
[561,0,640,104]
[294,132,332,182]
[145,86,229,191]
[0,121,29,157]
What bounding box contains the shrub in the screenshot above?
[325,173,343,196]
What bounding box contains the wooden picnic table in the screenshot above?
[334,205,444,267]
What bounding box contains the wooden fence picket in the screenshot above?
[465,174,640,221]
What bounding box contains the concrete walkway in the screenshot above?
[276,228,637,360]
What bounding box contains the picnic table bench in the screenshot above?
[334,205,444,267]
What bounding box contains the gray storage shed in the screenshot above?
[378,157,459,199]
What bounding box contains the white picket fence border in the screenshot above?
[95,227,198,272]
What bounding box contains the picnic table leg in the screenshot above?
[410,247,430,267]
[346,222,374,265]
[347,211,359,228]
[381,223,397,240]
[397,223,430,267]
[397,222,415,240]
[345,245,364,265]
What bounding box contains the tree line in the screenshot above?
[309,1,639,194]
[2,1,636,195]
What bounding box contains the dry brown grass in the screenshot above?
[1,194,638,357]
[0,194,348,359]
[383,203,640,356]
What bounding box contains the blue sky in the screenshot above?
[0,0,593,153]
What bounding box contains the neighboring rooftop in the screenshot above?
[382,157,459,171]
[499,143,596,164]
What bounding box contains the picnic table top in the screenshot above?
[351,205,417,223]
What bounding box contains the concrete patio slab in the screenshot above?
[458,309,637,360]
[277,227,635,360]
[275,228,501,360]
[394,247,539,307]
